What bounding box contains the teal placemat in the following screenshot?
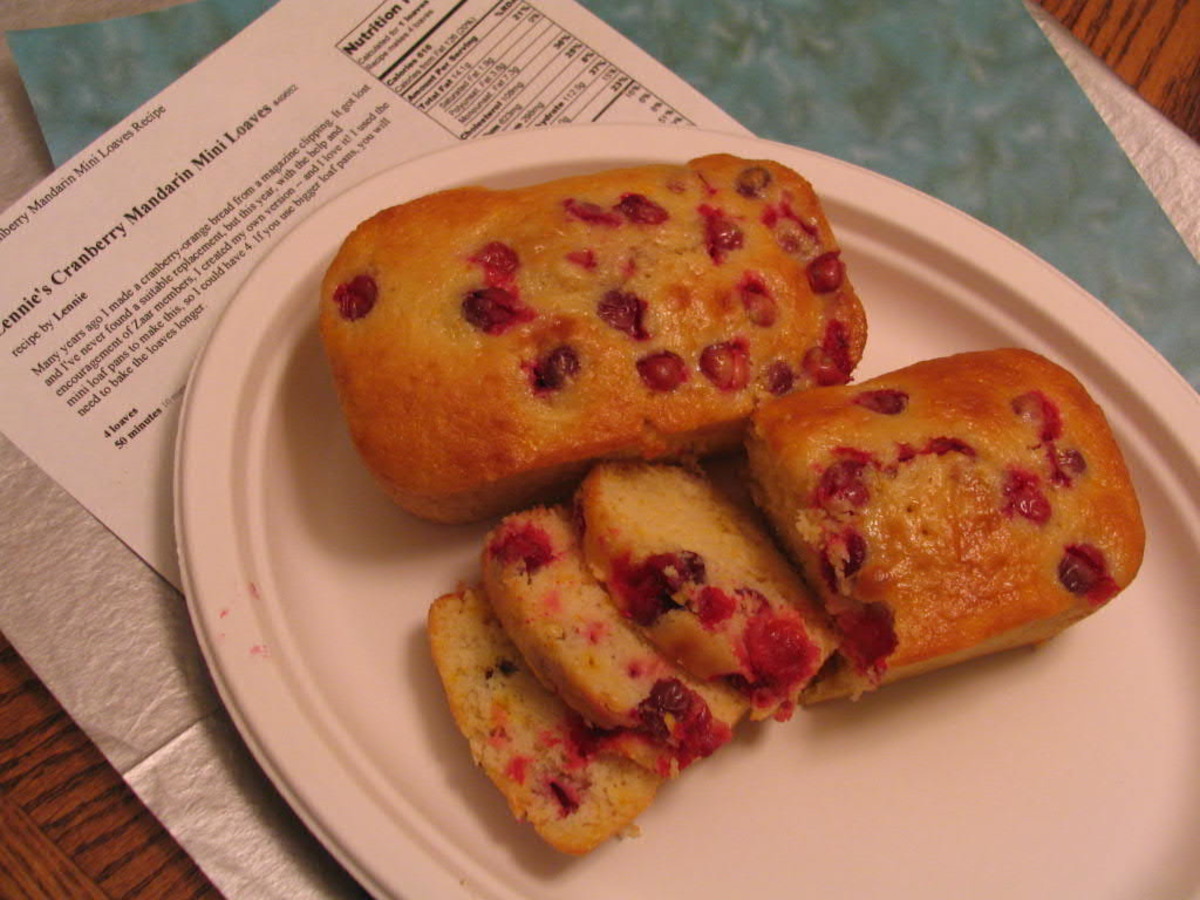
[581,0,1199,390]
[9,0,277,166]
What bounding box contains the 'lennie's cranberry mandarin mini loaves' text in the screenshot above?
[320,154,866,523]
[745,348,1146,702]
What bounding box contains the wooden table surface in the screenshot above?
[1,3,1196,899]
[1039,0,1199,140]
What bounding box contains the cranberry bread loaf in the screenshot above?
[576,461,839,720]
[745,348,1145,702]
[320,153,866,523]
[483,505,748,778]
[428,586,662,855]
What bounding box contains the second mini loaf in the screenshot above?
[745,348,1145,701]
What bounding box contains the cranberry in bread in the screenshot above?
[482,505,747,778]
[745,348,1145,701]
[320,153,866,523]
[576,461,839,720]
[427,586,661,855]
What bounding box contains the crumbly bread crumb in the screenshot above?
[428,587,661,855]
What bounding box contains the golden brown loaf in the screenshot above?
[482,505,748,777]
[320,153,866,523]
[745,348,1145,701]
[427,586,661,855]
[576,461,839,720]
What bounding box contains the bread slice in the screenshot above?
[482,505,748,777]
[428,586,661,854]
[576,461,838,720]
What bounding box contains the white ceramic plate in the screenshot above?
[176,125,1200,900]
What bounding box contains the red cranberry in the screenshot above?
[855,389,908,415]
[763,360,795,395]
[635,680,684,741]
[505,756,530,784]
[1011,391,1063,442]
[739,275,777,326]
[1058,543,1119,604]
[637,351,688,391]
[807,251,845,293]
[563,197,622,227]
[761,197,817,235]
[332,274,377,320]
[469,241,519,284]
[548,779,581,816]
[699,205,744,263]
[744,614,819,689]
[802,347,841,386]
[612,551,705,626]
[462,286,534,334]
[660,550,707,586]
[699,339,751,390]
[565,249,597,270]
[677,708,729,763]
[835,602,897,677]
[802,320,854,386]
[565,714,610,763]
[529,345,580,393]
[597,289,649,340]
[616,193,669,224]
[925,436,976,457]
[1051,446,1087,485]
[844,530,868,576]
[816,456,870,510]
[820,528,868,590]
[1003,468,1051,524]
[735,165,773,198]
[489,523,555,573]
[642,677,690,719]
[636,679,726,764]
[694,586,737,626]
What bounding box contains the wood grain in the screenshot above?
[0,633,222,900]
[1037,0,1200,140]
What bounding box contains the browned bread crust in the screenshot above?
[321,154,866,523]
[745,348,1145,701]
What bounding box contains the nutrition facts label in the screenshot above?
[338,0,693,139]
